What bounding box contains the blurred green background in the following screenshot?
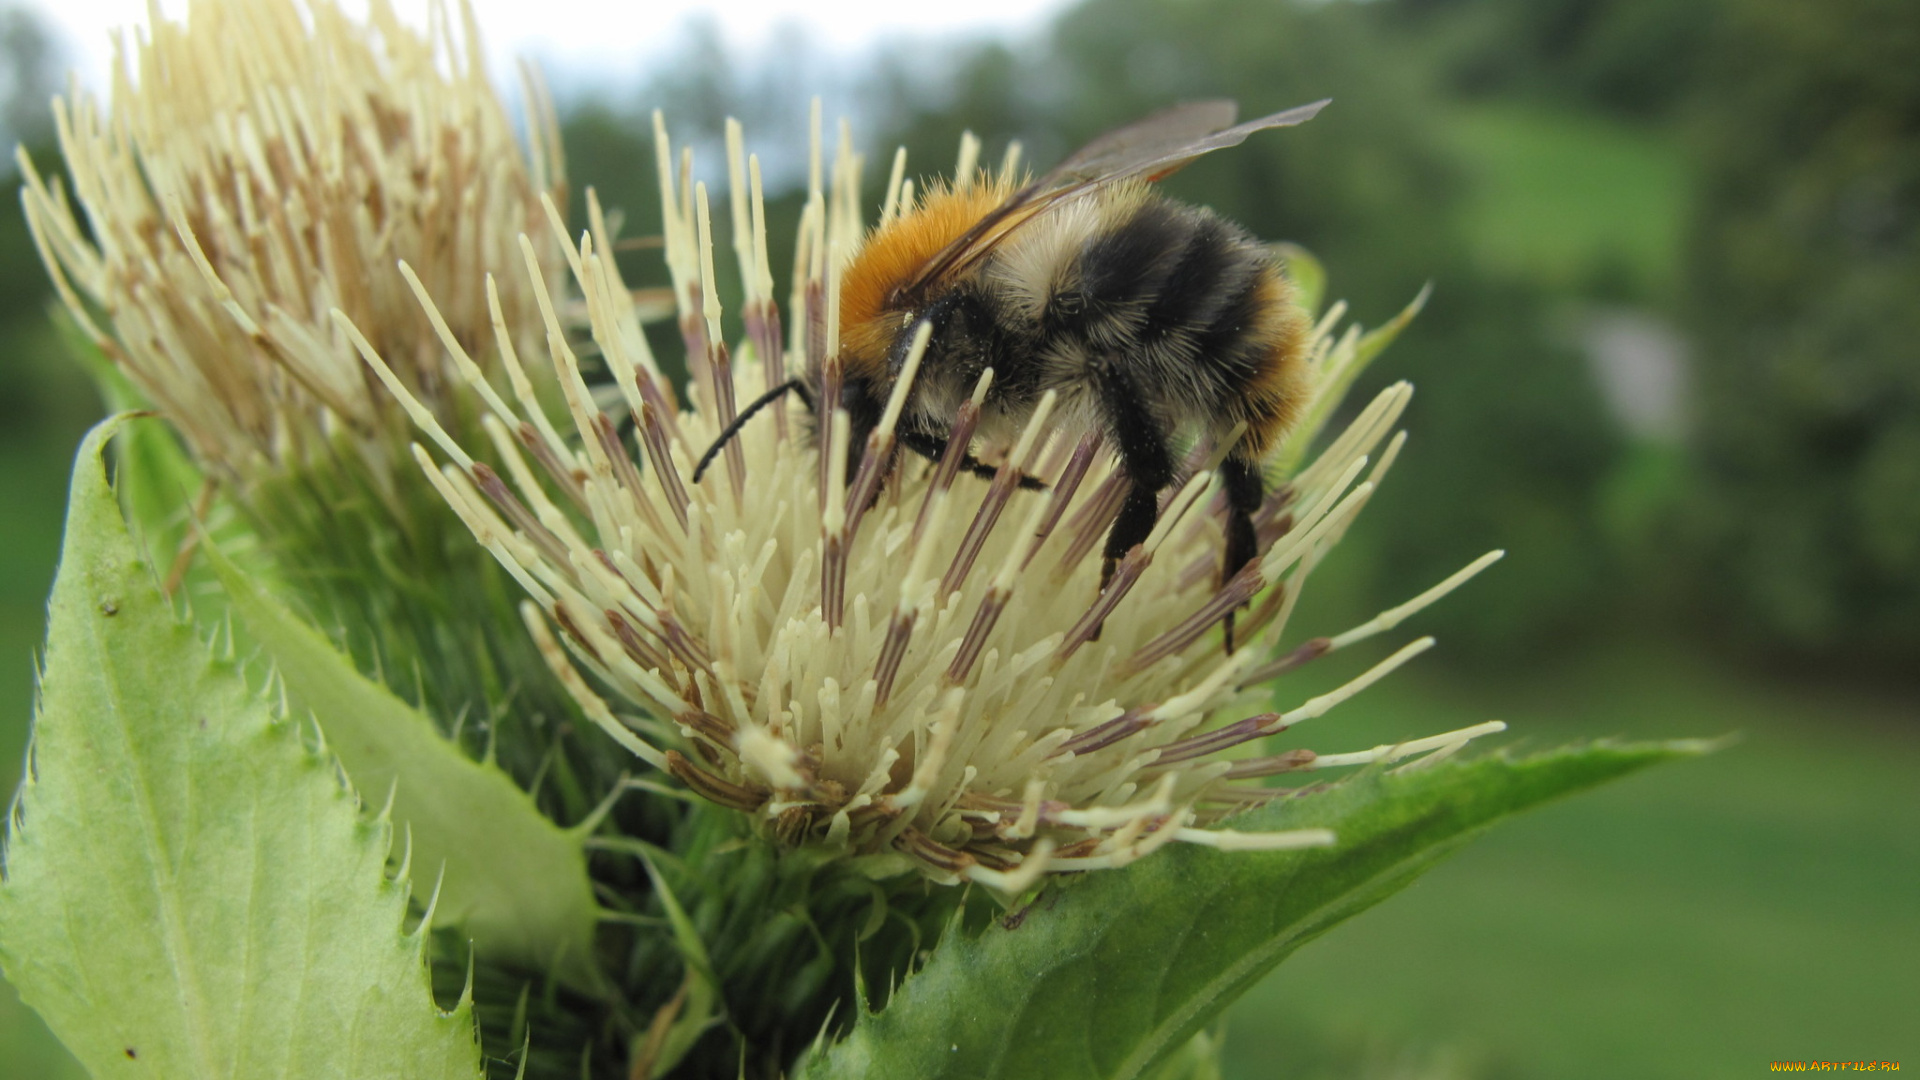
[2,0,1915,1075]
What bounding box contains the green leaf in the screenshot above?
[58,327,277,617]
[800,741,1703,1080]
[1352,281,1431,371]
[1274,282,1428,474]
[631,845,722,1077]
[1272,242,1326,316]
[0,418,483,1079]
[1272,283,1431,475]
[203,514,603,994]
[58,317,204,567]
[1139,1026,1223,1080]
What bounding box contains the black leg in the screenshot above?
[843,410,878,486]
[1218,454,1266,653]
[1103,480,1162,589]
[1094,355,1177,591]
[899,427,1048,490]
[831,372,887,486]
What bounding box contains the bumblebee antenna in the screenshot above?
[691,378,814,483]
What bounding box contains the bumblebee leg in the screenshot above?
[897,427,947,466]
[899,428,1048,490]
[1218,454,1265,653]
[841,378,884,487]
[1095,357,1177,592]
[1104,481,1163,590]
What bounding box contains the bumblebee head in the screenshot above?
[837,179,1014,385]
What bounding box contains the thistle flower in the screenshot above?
[18,0,564,481]
[350,110,1507,891]
[16,0,601,796]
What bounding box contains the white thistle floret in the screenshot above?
[350,108,1506,888]
[18,0,564,478]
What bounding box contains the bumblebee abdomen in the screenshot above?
[987,189,1309,460]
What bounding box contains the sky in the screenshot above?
[22,0,1067,96]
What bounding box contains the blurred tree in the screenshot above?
[864,39,1060,194]
[558,31,818,391]
[1382,0,1716,120]
[0,158,51,326]
[558,100,659,262]
[1,3,94,447]
[3,0,59,326]
[1683,0,1920,669]
[1,1,57,150]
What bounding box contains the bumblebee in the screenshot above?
[699,99,1327,649]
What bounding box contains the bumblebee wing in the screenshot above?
[897,99,1329,302]
[1033,99,1243,188]
[1037,98,1330,189]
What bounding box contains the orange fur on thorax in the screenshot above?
[838,178,1018,385]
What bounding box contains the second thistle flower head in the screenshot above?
[20,0,564,482]
[355,109,1506,891]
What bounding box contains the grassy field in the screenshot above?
[1440,103,1691,300]
[1221,639,1919,1079]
